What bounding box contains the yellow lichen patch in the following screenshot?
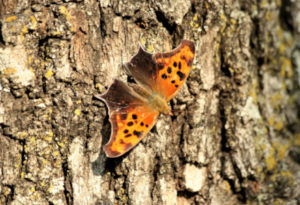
[70,25,76,32]
[95,83,103,92]
[205,2,210,9]
[47,184,54,193]
[41,158,49,165]
[265,147,276,171]
[27,56,33,65]
[2,67,17,76]
[53,151,60,157]
[267,116,284,131]
[59,6,71,20]
[228,67,234,74]
[280,57,292,78]
[224,180,231,192]
[40,181,45,187]
[273,141,291,161]
[230,18,237,25]
[6,16,17,22]
[74,108,81,116]
[146,43,154,53]
[20,172,24,179]
[193,15,198,21]
[57,142,65,148]
[21,25,29,34]
[48,130,54,137]
[76,100,81,104]
[280,170,293,179]
[30,136,36,143]
[30,185,36,193]
[17,132,28,139]
[267,116,275,127]
[30,15,37,29]
[139,36,146,47]
[220,13,228,33]
[44,131,53,142]
[274,120,283,131]
[190,14,200,29]
[44,69,54,78]
[211,125,216,133]
[265,11,273,21]
[220,13,226,20]
[52,31,62,36]
[24,145,28,152]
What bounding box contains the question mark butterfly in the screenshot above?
[99,40,195,157]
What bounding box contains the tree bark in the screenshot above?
[1,0,300,204]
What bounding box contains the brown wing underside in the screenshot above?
[99,79,159,158]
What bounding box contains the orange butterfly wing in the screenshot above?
[127,40,195,101]
[99,79,159,158]
[154,40,195,100]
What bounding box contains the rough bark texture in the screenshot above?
[0,0,300,204]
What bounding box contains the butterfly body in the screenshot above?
[99,40,195,157]
[146,91,171,115]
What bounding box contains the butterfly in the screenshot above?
[98,40,195,158]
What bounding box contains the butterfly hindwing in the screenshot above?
[99,79,159,158]
[126,40,195,101]
[104,106,159,157]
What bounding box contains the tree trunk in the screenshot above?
[1,0,300,204]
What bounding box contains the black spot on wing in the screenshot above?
[125,134,132,138]
[133,130,143,138]
[161,74,167,79]
[140,122,144,126]
[167,67,172,73]
[123,129,129,134]
[173,62,177,67]
[177,71,186,81]
[132,114,137,120]
[178,61,181,69]
[171,80,175,84]
[127,121,134,126]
